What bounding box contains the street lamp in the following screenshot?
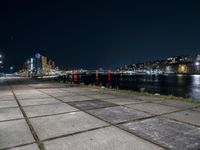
[195,62,200,66]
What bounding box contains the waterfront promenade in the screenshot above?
[0,76,200,150]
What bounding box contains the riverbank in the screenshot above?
[84,84,200,103]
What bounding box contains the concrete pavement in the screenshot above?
[0,76,200,150]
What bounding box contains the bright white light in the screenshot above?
[195,62,200,66]
[0,60,2,64]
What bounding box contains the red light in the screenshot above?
[74,70,77,82]
[96,70,99,81]
[108,69,111,85]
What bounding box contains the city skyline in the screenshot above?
[21,52,200,75]
[1,0,200,70]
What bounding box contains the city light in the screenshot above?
[0,60,2,64]
[195,62,200,66]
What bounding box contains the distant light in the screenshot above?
[195,62,200,66]
[10,66,13,70]
[0,60,2,64]
[0,54,2,58]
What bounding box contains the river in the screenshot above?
[68,74,200,101]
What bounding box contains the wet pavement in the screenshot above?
[0,76,200,150]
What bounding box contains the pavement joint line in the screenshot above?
[0,142,37,150]
[0,106,20,109]
[15,97,51,100]
[16,97,55,101]
[21,102,63,108]
[10,88,45,150]
[37,87,166,149]
[0,117,25,123]
[0,105,20,109]
[0,99,16,102]
[41,125,111,142]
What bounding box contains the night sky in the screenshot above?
[1,0,200,70]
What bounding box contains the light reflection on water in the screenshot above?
[190,75,200,100]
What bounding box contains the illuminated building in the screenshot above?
[177,64,189,74]
[26,58,36,72]
[41,56,48,73]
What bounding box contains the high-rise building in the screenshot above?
[41,56,47,72]
[35,53,42,74]
[196,54,200,62]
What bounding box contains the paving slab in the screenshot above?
[0,107,23,121]
[164,110,200,126]
[10,144,39,150]
[23,103,77,118]
[104,97,144,105]
[58,95,94,102]
[68,99,118,110]
[119,117,200,150]
[126,103,179,115]
[87,106,151,124]
[0,100,18,108]
[151,100,198,109]
[0,119,35,149]
[29,111,108,140]
[19,98,61,106]
[89,94,117,100]
[44,126,164,150]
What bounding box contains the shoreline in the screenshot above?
[40,77,200,104]
[80,83,200,104]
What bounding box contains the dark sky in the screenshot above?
[1,0,200,70]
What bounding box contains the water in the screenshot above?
[68,74,200,101]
